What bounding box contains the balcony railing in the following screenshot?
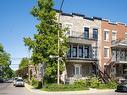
[69,31,98,41]
[66,55,98,63]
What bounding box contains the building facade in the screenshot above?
[56,11,127,83]
[58,12,102,83]
[101,20,127,79]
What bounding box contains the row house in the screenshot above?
[56,10,127,83]
[101,20,127,79]
[58,12,101,83]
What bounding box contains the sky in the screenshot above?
[0,0,127,70]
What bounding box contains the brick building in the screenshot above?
[56,10,127,83]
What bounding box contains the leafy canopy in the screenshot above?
[24,0,68,83]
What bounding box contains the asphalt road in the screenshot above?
[0,82,127,95]
[0,82,34,95]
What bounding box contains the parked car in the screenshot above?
[13,77,18,86]
[116,79,127,92]
[0,78,4,83]
[15,79,24,87]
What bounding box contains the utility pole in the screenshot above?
[57,0,64,85]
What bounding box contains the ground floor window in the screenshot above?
[123,64,127,74]
[74,64,81,75]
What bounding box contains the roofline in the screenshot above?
[54,9,127,26]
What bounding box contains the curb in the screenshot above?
[24,83,115,94]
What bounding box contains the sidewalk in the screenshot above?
[25,83,114,95]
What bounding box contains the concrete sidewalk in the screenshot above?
[25,83,115,95]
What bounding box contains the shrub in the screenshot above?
[97,81,117,89]
[89,77,101,88]
[74,79,89,88]
[43,83,89,91]
[31,77,42,89]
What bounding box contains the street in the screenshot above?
[1,82,127,95]
[0,82,33,95]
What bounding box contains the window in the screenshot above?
[104,31,109,41]
[67,45,71,57]
[79,45,83,58]
[93,28,98,40]
[125,32,127,38]
[84,46,89,58]
[104,48,109,58]
[84,27,89,39]
[72,45,77,57]
[74,64,81,75]
[112,32,117,41]
[93,47,97,58]
[65,24,72,36]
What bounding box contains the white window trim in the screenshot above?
[104,30,110,41]
[83,26,90,35]
[112,30,117,41]
[74,64,81,75]
[64,22,73,36]
[104,46,110,58]
[104,29,110,31]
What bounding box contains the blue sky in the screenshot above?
[0,0,127,70]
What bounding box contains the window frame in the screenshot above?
[93,28,98,40]
[74,64,81,75]
[79,45,83,58]
[104,29,110,41]
[104,47,110,58]
[84,27,89,39]
[65,23,73,37]
[72,45,77,57]
[112,31,117,41]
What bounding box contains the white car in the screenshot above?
[15,79,24,87]
[13,77,18,86]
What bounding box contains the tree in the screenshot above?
[0,43,10,66]
[24,0,68,83]
[16,57,30,79]
[19,57,29,69]
[0,43,13,78]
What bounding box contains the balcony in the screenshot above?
[112,50,127,64]
[66,57,98,63]
[68,31,98,44]
[112,39,127,49]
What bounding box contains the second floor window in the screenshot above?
[72,45,77,57]
[93,28,98,40]
[67,45,71,57]
[104,31,109,41]
[84,27,89,39]
[65,24,72,37]
[84,46,89,58]
[79,45,83,58]
[93,47,97,58]
[112,32,117,41]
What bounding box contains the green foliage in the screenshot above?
[89,77,101,88]
[24,0,68,83]
[16,66,28,79]
[31,77,42,89]
[0,43,12,78]
[42,84,89,91]
[0,43,10,66]
[74,79,89,88]
[98,81,117,89]
[19,57,29,69]
[74,77,117,89]
[17,57,32,79]
[3,66,14,78]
